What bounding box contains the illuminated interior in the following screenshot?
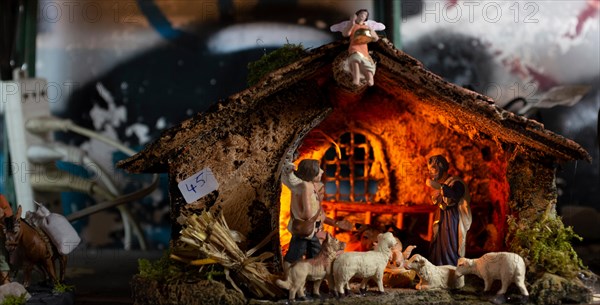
[279,88,510,257]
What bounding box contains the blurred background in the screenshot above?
[1,0,598,257]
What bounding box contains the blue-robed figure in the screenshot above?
[426,155,472,266]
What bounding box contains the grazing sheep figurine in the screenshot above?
[404,254,464,290]
[455,252,529,304]
[333,232,397,295]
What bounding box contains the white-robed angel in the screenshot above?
[330,9,385,86]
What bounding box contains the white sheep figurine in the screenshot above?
[404,254,464,290]
[332,232,397,295]
[455,252,529,304]
[0,282,31,303]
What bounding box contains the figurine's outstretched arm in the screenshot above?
[403,245,417,259]
[342,15,357,37]
[281,162,302,193]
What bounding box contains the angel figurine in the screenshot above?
[330,9,385,86]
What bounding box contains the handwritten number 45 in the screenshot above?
[185,173,206,193]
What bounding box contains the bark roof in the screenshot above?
[118,39,590,174]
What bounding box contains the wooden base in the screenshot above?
[131,276,246,305]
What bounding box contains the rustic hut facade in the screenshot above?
[119,39,592,303]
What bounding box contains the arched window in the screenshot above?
[321,132,379,203]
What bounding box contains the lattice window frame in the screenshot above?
[321,131,379,203]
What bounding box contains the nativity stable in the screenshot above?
[119,38,592,304]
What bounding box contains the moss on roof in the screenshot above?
[118,39,590,174]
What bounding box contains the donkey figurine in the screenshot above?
[3,206,67,287]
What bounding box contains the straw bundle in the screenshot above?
[170,208,284,299]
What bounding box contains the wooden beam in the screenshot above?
[322,202,436,214]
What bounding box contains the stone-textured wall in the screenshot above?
[506,153,558,228]
[505,153,591,304]
[291,89,510,252]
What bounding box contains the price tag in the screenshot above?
[177,167,219,203]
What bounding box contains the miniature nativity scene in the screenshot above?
[119,11,595,305]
